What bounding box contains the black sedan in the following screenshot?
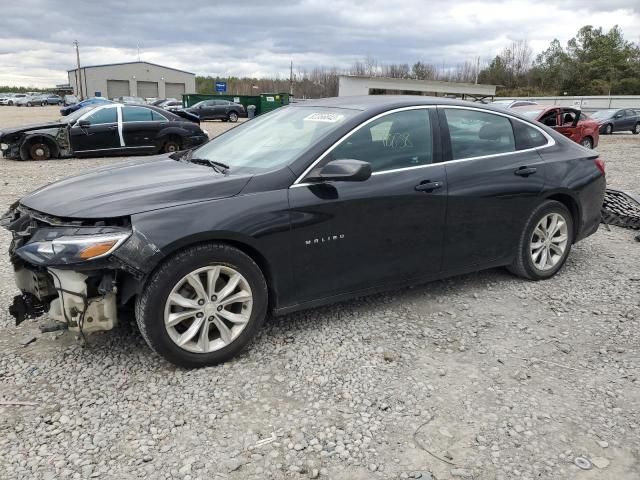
[0,104,207,160]
[183,99,245,122]
[2,96,606,367]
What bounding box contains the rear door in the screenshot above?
[121,105,167,152]
[69,106,121,154]
[288,107,447,303]
[439,106,548,269]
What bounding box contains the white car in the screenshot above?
[0,94,27,106]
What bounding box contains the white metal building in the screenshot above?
[67,61,196,100]
[338,75,497,101]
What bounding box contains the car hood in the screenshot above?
[20,157,252,218]
[0,121,64,138]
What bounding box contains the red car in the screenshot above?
[513,105,599,149]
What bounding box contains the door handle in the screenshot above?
[107,125,118,130]
[415,181,443,192]
[514,166,537,177]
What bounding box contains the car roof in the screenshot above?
[512,104,555,113]
[291,95,511,113]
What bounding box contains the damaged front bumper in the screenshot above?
[1,203,151,334]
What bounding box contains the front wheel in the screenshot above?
[162,138,181,153]
[633,123,640,135]
[508,200,573,280]
[227,111,239,123]
[580,136,593,149]
[135,243,268,368]
[41,101,47,107]
[29,142,52,161]
[604,124,613,135]
[26,102,32,107]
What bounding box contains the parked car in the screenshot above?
[63,95,79,106]
[1,93,27,106]
[60,97,111,116]
[114,96,145,105]
[492,99,538,108]
[588,108,640,135]
[184,99,245,122]
[152,98,178,107]
[0,103,207,160]
[1,96,606,367]
[162,100,183,111]
[512,105,600,148]
[145,97,159,105]
[15,94,43,107]
[38,94,64,106]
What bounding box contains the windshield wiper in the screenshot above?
[183,150,230,174]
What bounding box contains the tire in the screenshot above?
[26,102,32,107]
[227,111,239,123]
[580,136,593,149]
[135,243,268,368]
[162,137,181,154]
[8,101,13,106]
[604,124,613,135]
[507,200,574,280]
[41,101,46,107]
[633,123,640,135]
[28,141,52,161]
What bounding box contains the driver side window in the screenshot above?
[85,107,117,125]
[331,109,432,173]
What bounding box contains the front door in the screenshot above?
[288,107,447,304]
[438,107,547,269]
[69,105,121,154]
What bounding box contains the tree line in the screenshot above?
[196,25,640,98]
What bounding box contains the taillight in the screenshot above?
[594,157,605,175]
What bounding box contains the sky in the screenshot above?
[1,0,639,88]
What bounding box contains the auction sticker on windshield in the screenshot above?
[304,112,346,123]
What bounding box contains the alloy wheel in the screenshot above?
[605,124,612,134]
[530,213,569,271]
[634,123,640,134]
[229,112,238,122]
[164,265,253,353]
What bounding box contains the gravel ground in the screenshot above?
[0,106,638,480]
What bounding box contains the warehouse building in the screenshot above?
[67,61,196,100]
[338,75,497,102]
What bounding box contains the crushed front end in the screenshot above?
[1,203,134,333]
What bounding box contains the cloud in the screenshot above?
[1,0,639,87]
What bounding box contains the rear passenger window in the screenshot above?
[512,120,548,149]
[123,106,153,122]
[151,110,166,121]
[331,109,432,173]
[444,109,515,160]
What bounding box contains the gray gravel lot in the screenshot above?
[0,107,638,480]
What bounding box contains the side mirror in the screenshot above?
[77,119,91,127]
[615,113,623,118]
[307,159,372,183]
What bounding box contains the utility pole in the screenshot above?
[475,57,480,84]
[74,40,84,100]
[289,60,293,97]
[137,43,141,62]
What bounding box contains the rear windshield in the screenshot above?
[589,110,616,119]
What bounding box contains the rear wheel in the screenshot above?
[633,123,640,135]
[162,137,181,153]
[29,141,52,161]
[41,101,47,107]
[135,243,268,368]
[508,200,573,280]
[26,102,32,107]
[604,123,613,134]
[580,136,593,149]
[228,111,239,123]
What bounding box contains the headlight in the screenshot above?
[17,232,131,266]
[0,143,8,151]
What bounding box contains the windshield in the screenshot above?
[492,100,512,104]
[61,105,98,123]
[589,109,616,120]
[192,107,357,172]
